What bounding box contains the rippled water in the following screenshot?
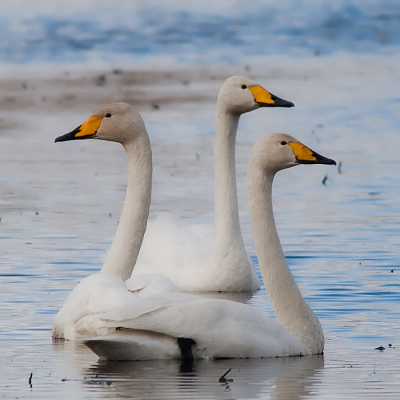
[0,0,400,399]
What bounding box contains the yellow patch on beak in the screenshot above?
[288,142,316,162]
[248,85,275,105]
[75,115,104,139]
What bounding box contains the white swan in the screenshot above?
[78,126,334,360]
[52,102,180,340]
[133,76,294,292]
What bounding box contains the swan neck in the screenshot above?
[211,107,244,255]
[247,164,324,353]
[101,135,152,281]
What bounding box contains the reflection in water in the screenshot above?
[80,356,324,399]
[269,356,324,400]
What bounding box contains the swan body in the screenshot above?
[85,132,334,360]
[133,76,294,292]
[85,292,306,360]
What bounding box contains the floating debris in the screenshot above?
[375,346,385,351]
[219,368,233,383]
[338,161,342,174]
[322,174,328,185]
[28,373,33,388]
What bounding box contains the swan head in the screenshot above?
[251,133,336,173]
[217,76,294,114]
[55,102,147,145]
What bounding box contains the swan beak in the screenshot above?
[55,115,104,143]
[289,142,336,165]
[248,85,294,108]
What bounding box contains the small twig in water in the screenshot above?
[28,373,33,388]
[219,368,233,383]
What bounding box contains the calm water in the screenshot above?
[0,1,400,399]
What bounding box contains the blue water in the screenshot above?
[0,0,399,65]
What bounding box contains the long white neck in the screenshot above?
[101,135,152,281]
[209,106,246,260]
[247,164,324,354]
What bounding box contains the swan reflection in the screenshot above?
[81,355,324,399]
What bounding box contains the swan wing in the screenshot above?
[96,294,305,359]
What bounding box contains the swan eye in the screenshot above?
[241,85,247,89]
[105,113,111,118]
[280,141,287,145]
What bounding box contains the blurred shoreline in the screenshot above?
[0,52,398,117]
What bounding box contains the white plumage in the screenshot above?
[52,103,334,360]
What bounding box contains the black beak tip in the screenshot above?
[54,134,69,143]
[297,153,336,166]
[316,154,336,166]
[274,98,295,108]
[54,126,81,143]
[263,93,295,108]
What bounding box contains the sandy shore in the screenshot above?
[0,65,253,114]
[0,53,397,129]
